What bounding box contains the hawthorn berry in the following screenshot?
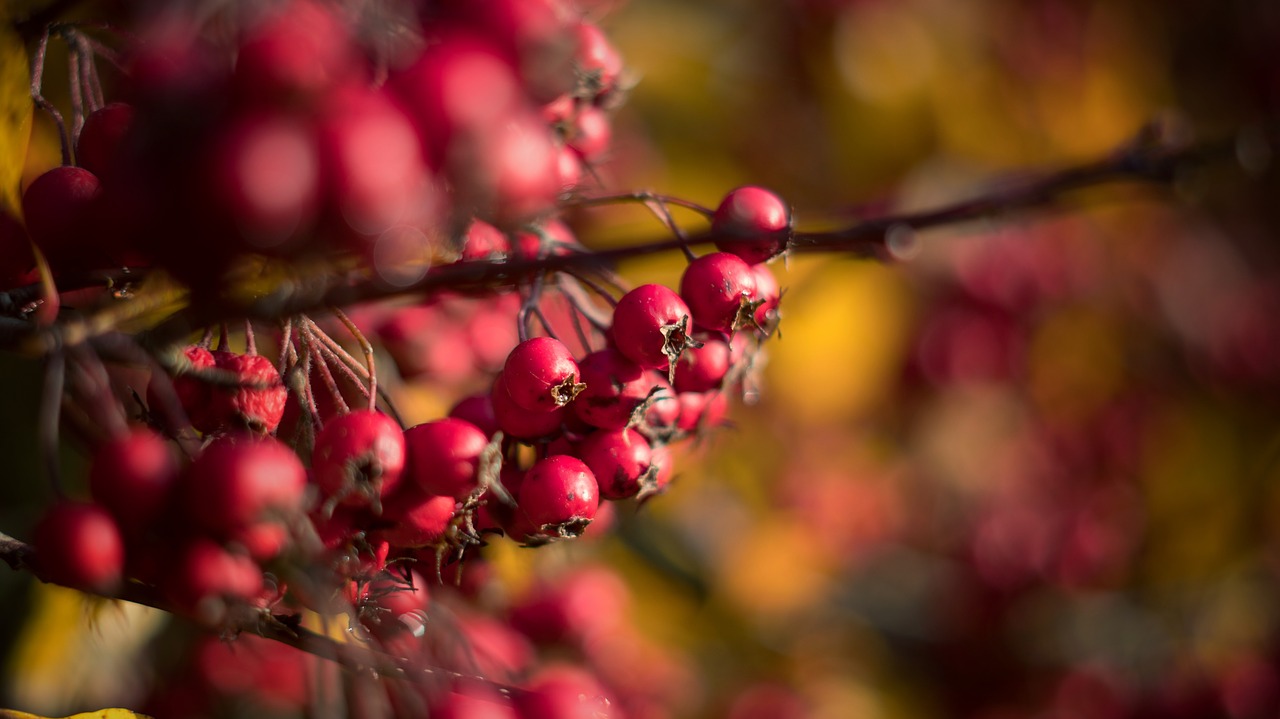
[491,372,568,440]
[312,410,407,513]
[32,501,125,593]
[88,427,179,530]
[673,335,733,393]
[712,185,791,265]
[163,538,264,617]
[680,251,759,333]
[517,664,619,719]
[378,494,458,549]
[21,165,102,268]
[183,434,307,539]
[403,418,489,500]
[502,337,585,412]
[76,102,136,179]
[570,349,655,430]
[516,455,598,539]
[210,352,289,434]
[611,283,698,377]
[576,427,654,500]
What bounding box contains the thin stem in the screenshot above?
[330,307,376,411]
[67,44,85,145]
[31,29,71,167]
[279,317,295,370]
[568,191,716,216]
[40,347,66,498]
[244,319,257,356]
[300,322,350,416]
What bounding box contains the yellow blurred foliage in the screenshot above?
[0,14,32,215]
[0,710,153,719]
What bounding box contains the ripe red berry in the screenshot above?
[21,165,101,267]
[210,352,289,434]
[611,284,698,375]
[502,337,585,412]
[88,427,179,530]
[403,418,489,500]
[164,538,264,616]
[572,348,655,430]
[673,335,732,393]
[680,251,759,333]
[517,665,619,719]
[712,185,791,265]
[183,434,307,538]
[577,428,654,501]
[147,344,216,431]
[76,102,135,179]
[432,690,518,719]
[378,493,458,548]
[0,210,34,290]
[32,501,125,593]
[750,262,781,333]
[572,21,623,95]
[491,372,568,440]
[312,410,407,512]
[234,0,359,100]
[460,218,510,261]
[448,393,500,437]
[567,105,611,162]
[509,565,631,645]
[517,455,598,539]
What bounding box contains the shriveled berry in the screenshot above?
[712,185,791,265]
[578,345,665,427]
[576,428,653,500]
[147,345,216,431]
[88,427,179,530]
[611,284,698,377]
[312,410,406,513]
[211,352,289,434]
[502,337,585,412]
[403,418,488,500]
[680,251,759,333]
[32,501,125,593]
[183,434,307,537]
[517,455,598,539]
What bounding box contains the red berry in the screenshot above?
[576,427,654,500]
[571,349,654,430]
[378,493,457,548]
[164,538,264,615]
[432,689,518,719]
[680,252,759,333]
[517,665,619,719]
[673,335,732,393]
[76,102,135,179]
[567,105,611,162]
[449,393,500,437]
[363,569,431,637]
[491,372,568,440]
[611,284,697,374]
[712,185,791,265]
[208,111,320,250]
[183,434,307,537]
[147,345,216,431]
[509,565,631,645]
[502,337,585,412]
[517,455,598,539]
[572,21,623,94]
[88,427,178,530]
[403,418,489,500]
[460,218,510,261]
[32,501,125,593]
[0,210,34,289]
[312,410,407,512]
[211,352,289,434]
[234,0,359,99]
[750,262,781,333]
[21,165,101,268]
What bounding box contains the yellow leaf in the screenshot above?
[0,706,153,711]
[0,17,32,216]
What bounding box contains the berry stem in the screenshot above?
[330,307,377,411]
[244,319,257,355]
[39,346,66,499]
[31,29,72,167]
[66,43,85,145]
[299,320,349,416]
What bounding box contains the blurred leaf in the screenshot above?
[0,12,32,216]
[0,706,152,711]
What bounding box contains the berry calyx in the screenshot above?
[516,455,598,541]
[611,284,700,381]
[312,410,407,514]
[712,185,791,265]
[502,337,585,412]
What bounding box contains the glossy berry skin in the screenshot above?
[21,166,101,267]
[502,337,584,412]
[448,393,500,437]
[750,262,781,332]
[577,428,653,501]
[403,418,488,500]
[183,434,307,538]
[680,252,758,333]
[32,501,125,593]
[573,349,655,430]
[673,336,732,393]
[312,410,406,512]
[517,455,598,539]
[712,185,791,265]
[88,427,178,530]
[211,353,289,434]
[611,284,696,372]
[491,373,567,440]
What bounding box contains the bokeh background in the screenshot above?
[3,0,1280,717]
